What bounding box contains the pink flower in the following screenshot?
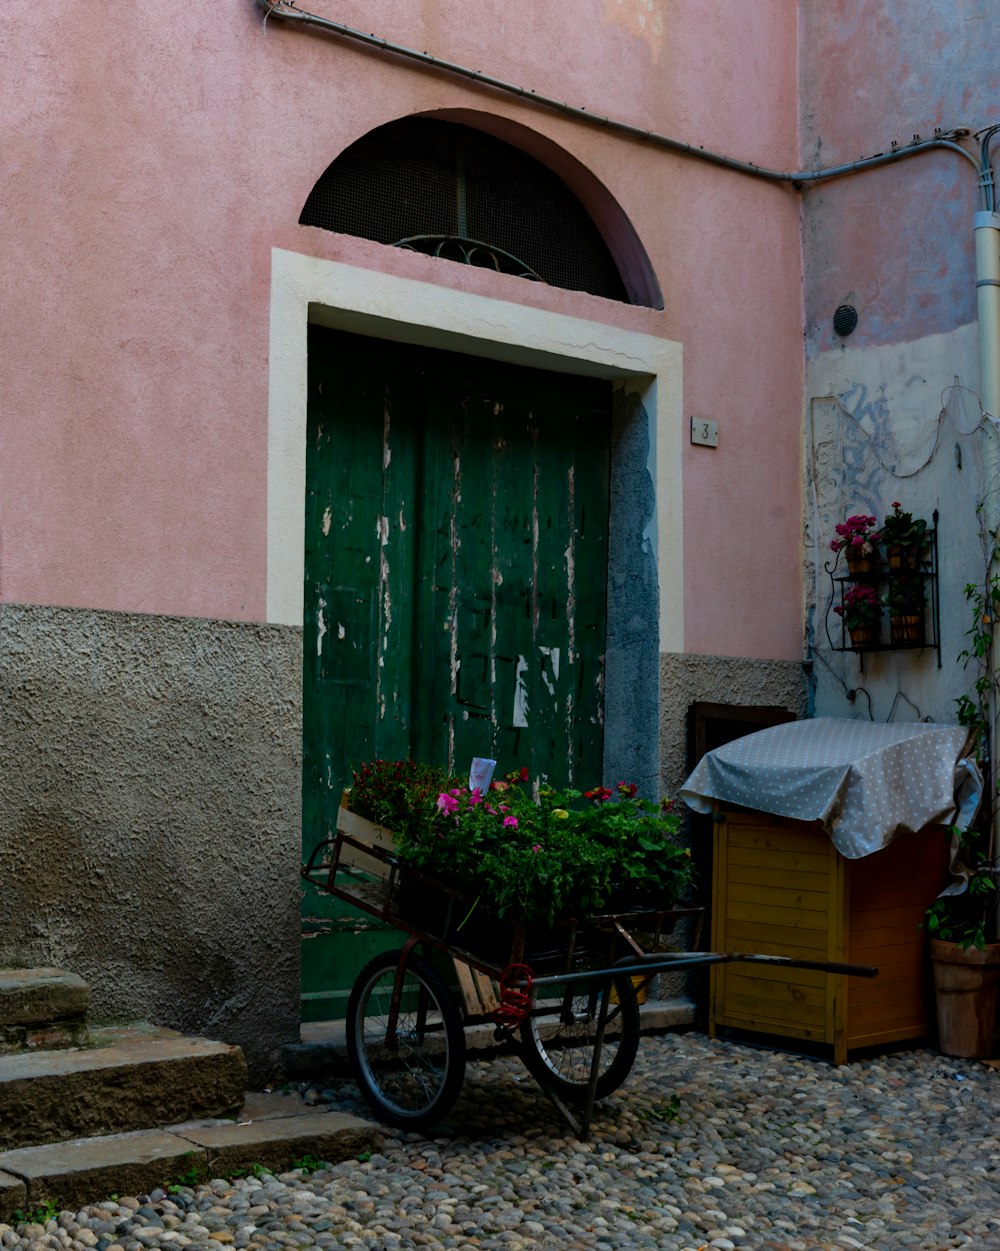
[503,816,518,829]
[436,792,458,815]
[468,787,483,807]
[532,843,541,853]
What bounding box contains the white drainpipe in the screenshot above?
[975,211,1000,423]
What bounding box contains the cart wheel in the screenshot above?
[346,949,466,1131]
[518,974,640,1102]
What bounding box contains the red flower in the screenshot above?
[585,786,613,802]
[616,781,638,798]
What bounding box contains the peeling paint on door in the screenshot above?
[316,597,327,657]
[512,654,530,728]
[539,645,561,697]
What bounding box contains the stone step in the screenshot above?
[0,1024,246,1151]
[0,1093,380,1218]
[0,969,90,1055]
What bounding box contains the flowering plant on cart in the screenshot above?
[347,763,693,927]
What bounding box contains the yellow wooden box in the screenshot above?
[709,808,950,1063]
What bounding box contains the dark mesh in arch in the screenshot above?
[299,117,630,303]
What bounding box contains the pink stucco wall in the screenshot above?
[1,0,802,661]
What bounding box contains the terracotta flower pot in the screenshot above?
[887,544,922,571]
[848,624,879,647]
[890,614,925,645]
[930,938,1000,1059]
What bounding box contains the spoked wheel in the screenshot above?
[518,973,640,1102]
[346,949,466,1130]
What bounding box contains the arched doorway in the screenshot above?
[290,118,668,1020]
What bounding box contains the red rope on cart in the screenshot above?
[492,963,534,1029]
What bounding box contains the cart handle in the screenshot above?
[526,950,878,988]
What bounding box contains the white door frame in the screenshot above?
[265,246,683,651]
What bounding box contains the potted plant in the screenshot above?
[829,513,882,574]
[881,501,928,570]
[925,827,1000,1059]
[885,576,926,645]
[342,762,694,936]
[833,583,882,648]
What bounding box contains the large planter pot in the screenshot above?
[930,939,1000,1059]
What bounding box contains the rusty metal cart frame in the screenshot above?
[303,831,877,1139]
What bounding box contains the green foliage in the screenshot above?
[884,576,926,616]
[926,866,998,951]
[936,518,1000,949]
[881,501,929,548]
[225,1161,270,1181]
[926,823,998,951]
[377,767,694,927]
[348,759,457,841]
[635,1093,682,1123]
[291,1153,323,1174]
[12,1199,60,1226]
[168,1153,208,1192]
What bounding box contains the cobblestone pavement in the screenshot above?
[3,1031,999,1250]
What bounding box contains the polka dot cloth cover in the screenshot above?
[681,717,981,859]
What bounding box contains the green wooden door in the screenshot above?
[302,326,611,1019]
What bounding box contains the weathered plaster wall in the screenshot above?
[806,327,987,723]
[1,0,804,664]
[0,605,301,1081]
[2,0,806,1050]
[799,0,1000,723]
[658,653,808,802]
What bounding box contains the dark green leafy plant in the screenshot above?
[925,827,997,951]
[881,501,928,549]
[347,759,457,842]
[12,1199,60,1226]
[931,519,1000,951]
[884,576,926,616]
[291,1153,323,1173]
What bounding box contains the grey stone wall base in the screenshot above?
[0,604,302,1083]
[658,650,808,800]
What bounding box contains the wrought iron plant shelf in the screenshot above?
[824,509,941,669]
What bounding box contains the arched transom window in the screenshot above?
[300,117,634,304]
